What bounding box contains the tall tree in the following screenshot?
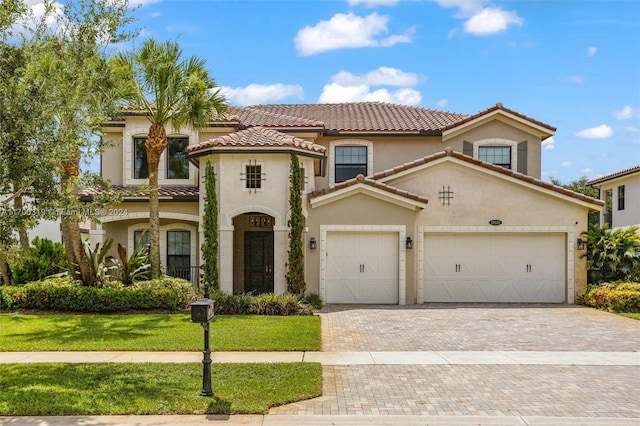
[115,39,227,279]
[286,154,306,295]
[201,160,219,289]
[30,0,136,285]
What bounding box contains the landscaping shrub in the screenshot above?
[11,238,68,285]
[302,293,322,310]
[582,224,640,283]
[0,276,198,312]
[583,282,640,313]
[211,290,313,316]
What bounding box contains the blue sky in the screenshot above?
[40,0,640,183]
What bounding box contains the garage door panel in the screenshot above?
[424,233,565,303]
[326,231,399,304]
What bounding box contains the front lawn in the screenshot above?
[0,313,320,351]
[0,362,322,415]
[619,313,640,320]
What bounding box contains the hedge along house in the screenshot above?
[93,102,603,304]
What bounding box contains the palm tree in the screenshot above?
[115,39,227,279]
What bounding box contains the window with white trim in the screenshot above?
[133,138,149,179]
[132,136,189,180]
[618,185,625,211]
[479,146,512,169]
[167,230,191,276]
[335,146,367,182]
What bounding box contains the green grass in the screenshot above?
[618,313,640,320]
[0,313,321,351]
[0,362,322,415]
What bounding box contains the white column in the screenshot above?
[89,222,105,247]
[219,227,234,294]
[274,226,289,295]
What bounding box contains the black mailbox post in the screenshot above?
[190,293,215,397]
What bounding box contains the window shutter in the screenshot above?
[463,141,473,157]
[517,141,528,174]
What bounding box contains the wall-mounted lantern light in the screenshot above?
[406,236,413,250]
[577,238,585,250]
[309,237,317,250]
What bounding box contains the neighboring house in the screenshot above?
[588,165,640,230]
[91,102,603,304]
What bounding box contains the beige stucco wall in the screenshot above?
[305,192,417,300]
[197,152,316,294]
[594,174,640,229]
[384,159,594,299]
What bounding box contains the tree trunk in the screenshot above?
[60,152,93,286]
[146,123,168,279]
[13,193,30,250]
[0,259,13,286]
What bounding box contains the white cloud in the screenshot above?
[582,168,593,174]
[565,75,585,84]
[621,126,639,133]
[587,46,597,57]
[541,136,555,150]
[562,161,573,168]
[319,67,422,105]
[464,7,523,35]
[575,124,614,139]
[220,84,304,106]
[436,99,449,108]
[319,84,421,105]
[294,12,412,56]
[347,0,400,6]
[613,105,639,120]
[433,1,523,37]
[332,67,421,87]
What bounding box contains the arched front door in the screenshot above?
[244,231,274,294]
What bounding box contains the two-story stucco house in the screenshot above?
[589,165,640,230]
[92,102,603,304]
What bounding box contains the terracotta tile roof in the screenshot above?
[310,173,429,205]
[188,126,327,155]
[232,103,467,132]
[442,102,556,132]
[587,164,640,185]
[230,106,325,127]
[369,147,603,206]
[83,185,199,199]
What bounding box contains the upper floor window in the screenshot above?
[133,136,189,180]
[335,146,367,183]
[245,164,263,190]
[479,146,511,169]
[167,138,189,179]
[133,138,149,179]
[618,185,625,210]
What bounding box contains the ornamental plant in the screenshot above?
[286,154,306,295]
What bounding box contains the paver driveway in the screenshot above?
[270,304,640,418]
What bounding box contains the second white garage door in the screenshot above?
[424,233,565,303]
[326,232,399,304]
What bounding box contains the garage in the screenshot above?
[325,231,399,304]
[423,233,566,303]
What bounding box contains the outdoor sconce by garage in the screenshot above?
[190,282,215,397]
[406,236,413,249]
[577,238,585,250]
[309,237,317,250]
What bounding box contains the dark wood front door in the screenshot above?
[244,231,274,294]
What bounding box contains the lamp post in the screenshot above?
[190,281,214,397]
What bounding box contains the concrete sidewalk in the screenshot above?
[0,350,638,365]
[2,414,640,425]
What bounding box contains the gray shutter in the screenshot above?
[517,141,528,174]
[463,141,473,157]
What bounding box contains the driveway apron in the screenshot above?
[269,304,640,418]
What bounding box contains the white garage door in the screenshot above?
[424,233,565,303]
[326,232,399,304]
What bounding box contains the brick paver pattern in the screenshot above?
[319,304,640,352]
[270,365,640,417]
[271,303,640,418]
